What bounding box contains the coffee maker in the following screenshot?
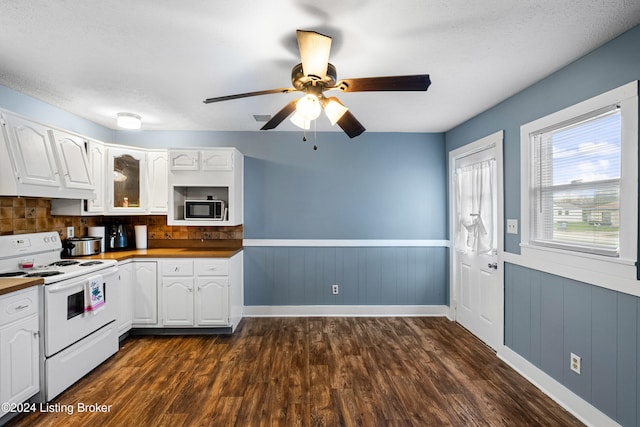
[107,223,129,250]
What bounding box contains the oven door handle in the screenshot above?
[46,267,118,293]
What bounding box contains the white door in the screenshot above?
[450,131,503,350]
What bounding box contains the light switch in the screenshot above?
[507,219,518,234]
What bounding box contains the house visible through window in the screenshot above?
[531,107,621,256]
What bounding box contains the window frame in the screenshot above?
[520,81,638,280]
[529,106,621,257]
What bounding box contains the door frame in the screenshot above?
[448,130,505,348]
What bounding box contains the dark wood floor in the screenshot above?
[9,317,583,426]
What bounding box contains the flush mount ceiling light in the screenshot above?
[203,29,431,138]
[116,112,142,130]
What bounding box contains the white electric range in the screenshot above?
[0,232,119,402]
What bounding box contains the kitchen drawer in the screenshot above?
[162,260,194,276]
[195,259,228,276]
[0,287,39,327]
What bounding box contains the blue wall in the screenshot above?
[117,130,446,240]
[505,263,639,426]
[246,246,447,306]
[446,24,640,426]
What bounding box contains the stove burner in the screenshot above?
[79,261,103,266]
[49,260,80,267]
[25,271,64,278]
[0,271,27,278]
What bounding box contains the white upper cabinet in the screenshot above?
[169,149,234,171]
[48,129,93,191]
[86,140,106,212]
[147,151,168,213]
[169,150,199,171]
[201,150,233,171]
[3,114,59,188]
[51,143,169,216]
[107,147,147,214]
[167,148,243,226]
[0,111,94,199]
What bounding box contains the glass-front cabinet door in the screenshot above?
[107,147,146,213]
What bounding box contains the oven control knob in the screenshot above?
[44,237,49,243]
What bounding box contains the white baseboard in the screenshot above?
[497,346,620,427]
[242,305,449,317]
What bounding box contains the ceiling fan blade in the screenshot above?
[260,99,298,130]
[335,75,431,92]
[297,29,332,79]
[336,110,365,139]
[203,88,295,104]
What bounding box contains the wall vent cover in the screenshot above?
[252,114,271,122]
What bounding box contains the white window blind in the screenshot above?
[530,106,621,256]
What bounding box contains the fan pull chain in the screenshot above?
[313,119,318,151]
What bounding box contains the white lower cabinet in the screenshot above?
[122,253,242,331]
[162,277,195,326]
[195,276,229,326]
[0,287,40,419]
[131,261,158,326]
[161,259,230,327]
[116,261,134,335]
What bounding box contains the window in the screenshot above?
[530,106,621,256]
[521,81,638,265]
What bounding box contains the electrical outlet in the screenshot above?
[570,353,581,374]
[66,226,74,238]
[332,284,339,295]
[506,219,518,234]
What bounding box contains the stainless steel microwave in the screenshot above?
[184,199,225,220]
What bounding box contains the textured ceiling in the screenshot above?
[1,0,639,134]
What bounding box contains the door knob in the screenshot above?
[488,262,498,270]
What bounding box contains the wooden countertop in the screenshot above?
[70,247,243,262]
[0,277,43,296]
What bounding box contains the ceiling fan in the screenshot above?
[203,30,431,138]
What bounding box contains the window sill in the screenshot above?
[514,243,640,297]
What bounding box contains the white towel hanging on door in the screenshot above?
[85,275,105,314]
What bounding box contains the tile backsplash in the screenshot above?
[0,197,242,243]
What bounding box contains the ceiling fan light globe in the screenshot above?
[323,97,349,126]
[290,111,311,129]
[297,30,332,80]
[296,94,322,121]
